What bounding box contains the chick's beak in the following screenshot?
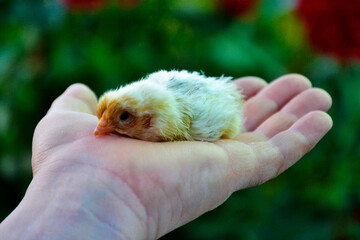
[94,117,114,136]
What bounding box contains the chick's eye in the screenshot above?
[119,111,131,122]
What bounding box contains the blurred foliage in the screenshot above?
[0,0,359,239]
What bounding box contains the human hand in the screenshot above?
[0,74,332,240]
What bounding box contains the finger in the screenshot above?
[233,132,268,143]
[234,111,332,189]
[267,111,333,176]
[48,83,98,115]
[281,88,332,117]
[243,74,312,131]
[216,111,332,191]
[232,77,268,100]
[255,88,332,137]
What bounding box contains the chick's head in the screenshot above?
[94,91,155,139]
[95,78,193,141]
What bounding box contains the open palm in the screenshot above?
[29,74,332,239]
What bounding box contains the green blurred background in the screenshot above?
[0,0,359,239]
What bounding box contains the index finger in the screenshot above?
[232,76,268,100]
[48,83,98,115]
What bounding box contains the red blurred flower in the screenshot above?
[220,0,259,16]
[297,0,360,61]
[59,0,106,11]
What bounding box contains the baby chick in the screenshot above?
[94,70,243,142]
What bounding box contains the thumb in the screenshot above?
[48,83,98,115]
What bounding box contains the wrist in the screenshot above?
[0,161,148,240]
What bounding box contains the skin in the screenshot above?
[0,74,332,240]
